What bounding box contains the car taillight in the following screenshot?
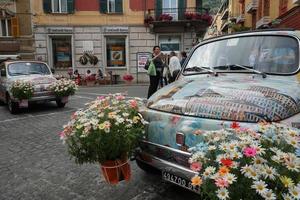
[176,132,185,146]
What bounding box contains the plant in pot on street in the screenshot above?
[10,80,34,100]
[123,74,134,84]
[60,94,146,184]
[188,122,300,200]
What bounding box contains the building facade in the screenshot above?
[0,0,34,60]
[32,0,211,82]
[206,0,300,38]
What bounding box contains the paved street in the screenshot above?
[0,85,199,200]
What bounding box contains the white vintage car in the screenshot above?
[0,60,65,114]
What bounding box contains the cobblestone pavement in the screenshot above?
[0,85,199,200]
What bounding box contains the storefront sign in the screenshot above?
[137,52,151,72]
[48,28,73,34]
[103,27,129,33]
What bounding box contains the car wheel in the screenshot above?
[136,159,160,174]
[56,99,66,108]
[7,95,19,114]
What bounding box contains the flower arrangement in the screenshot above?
[123,74,134,82]
[189,122,300,200]
[184,12,194,20]
[49,78,77,97]
[144,16,154,25]
[159,13,173,21]
[10,80,34,100]
[60,94,145,184]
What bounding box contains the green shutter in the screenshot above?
[67,0,75,13]
[155,0,162,20]
[100,0,107,13]
[178,0,185,20]
[115,0,123,13]
[43,0,52,13]
[196,0,203,13]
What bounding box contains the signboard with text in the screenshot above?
[137,52,151,73]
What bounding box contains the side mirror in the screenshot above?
[51,68,55,74]
[0,69,6,77]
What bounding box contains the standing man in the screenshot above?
[169,51,181,82]
[145,46,165,98]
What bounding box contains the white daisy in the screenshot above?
[262,165,278,181]
[216,188,229,200]
[262,189,276,200]
[224,173,237,184]
[251,180,268,195]
[289,186,300,199]
[282,193,294,200]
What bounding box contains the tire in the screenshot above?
[56,99,66,108]
[136,159,160,174]
[7,95,19,114]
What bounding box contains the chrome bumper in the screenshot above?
[11,95,57,102]
[136,140,197,180]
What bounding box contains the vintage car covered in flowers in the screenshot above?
[136,29,300,195]
[0,60,65,113]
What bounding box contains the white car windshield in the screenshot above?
[8,62,51,76]
[185,35,299,75]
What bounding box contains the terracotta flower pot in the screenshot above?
[100,158,131,185]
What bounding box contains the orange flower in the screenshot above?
[191,175,203,186]
[220,158,233,168]
[219,166,230,176]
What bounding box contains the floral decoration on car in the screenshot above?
[49,78,77,97]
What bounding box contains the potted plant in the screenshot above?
[60,94,145,185]
[85,75,96,86]
[184,12,193,20]
[144,16,154,26]
[49,78,77,104]
[10,80,34,108]
[159,13,173,21]
[188,122,300,199]
[123,74,134,85]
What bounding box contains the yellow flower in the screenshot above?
[133,116,140,124]
[191,175,202,186]
[98,123,105,130]
[76,125,83,129]
[280,176,294,188]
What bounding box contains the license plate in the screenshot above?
[162,171,201,194]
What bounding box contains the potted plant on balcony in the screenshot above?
[144,16,154,27]
[159,13,173,21]
[10,80,34,108]
[184,12,193,20]
[123,73,134,85]
[60,94,145,185]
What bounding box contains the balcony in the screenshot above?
[220,8,229,20]
[256,16,271,28]
[236,14,245,23]
[246,0,258,13]
[144,7,212,33]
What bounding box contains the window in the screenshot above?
[8,62,51,76]
[163,0,178,20]
[100,0,123,13]
[106,37,126,67]
[51,36,72,69]
[0,19,11,37]
[159,35,181,53]
[52,0,68,13]
[43,0,74,14]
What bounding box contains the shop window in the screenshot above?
[52,36,72,69]
[100,0,123,13]
[106,37,126,67]
[0,18,11,37]
[43,0,74,14]
[159,35,181,53]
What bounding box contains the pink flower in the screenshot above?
[97,96,105,100]
[129,100,137,108]
[243,147,257,157]
[190,162,202,172]
[215,178,229,188]
[171,116,181,124]
[116,95,125,101]
[59,131,66,140]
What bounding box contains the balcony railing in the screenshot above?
[220,8,229,20]
[256,16,271,28]
[144,7,211,24]
[236,14,245,23]
[246,0,258,13]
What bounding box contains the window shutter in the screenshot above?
[155,0,162,20]
[196,0,202,12]
[11,17,19,37]
[99,0,107,13]
[67,0,75,13]
[115,0,123,13]
[43,0,52,13]
[178,0,185,20]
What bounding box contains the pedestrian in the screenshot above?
[73,69,81,85]
[161,54,169,87]
[169,51,181,83]
[144,46,165,98]
[180,51,187,67]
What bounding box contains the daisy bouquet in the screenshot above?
[189,123,300,200]
[49,78,77,97]
[10,80,34,100]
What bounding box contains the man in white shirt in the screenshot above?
[168,51,181,82]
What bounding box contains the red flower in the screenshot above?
[230,122,240,129]
[220,158,233,168]
[123,74,134,81]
